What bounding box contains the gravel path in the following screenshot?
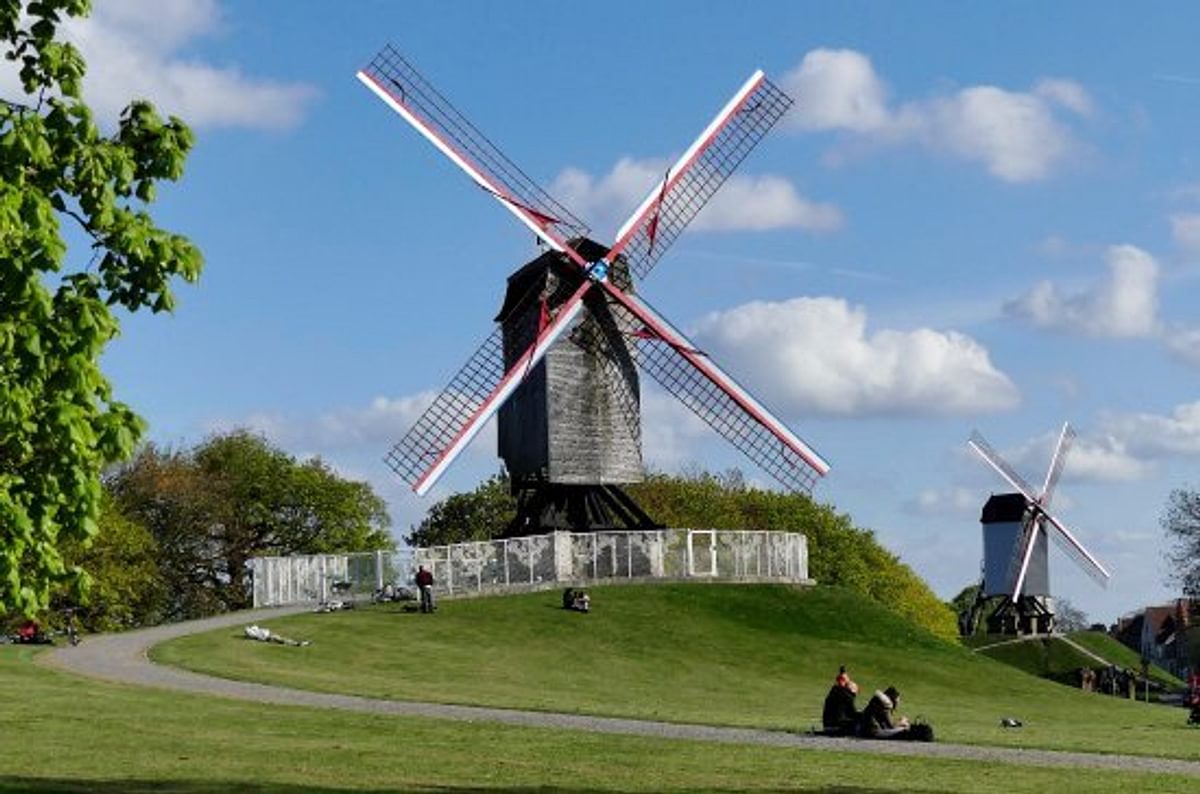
[40,607,1200,777]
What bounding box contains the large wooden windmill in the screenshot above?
[966,423,1111,635]
[357,45,829,532]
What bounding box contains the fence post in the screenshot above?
[552,530,572,583]
[504,539,510,586]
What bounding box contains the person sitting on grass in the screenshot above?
[859,686,910,739]
[562,587,590,613]
[821,666,860,736]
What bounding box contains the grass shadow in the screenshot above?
[0,780,910,794]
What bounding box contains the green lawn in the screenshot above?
[153,583,1199,759]
[1,645,1197,793]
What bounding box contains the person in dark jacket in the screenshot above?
[415,565,435,613]
[859,686,910,739]
[821,677,859,735]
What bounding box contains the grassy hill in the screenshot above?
[1068,630,1187,688]
[966,631,1185,690]
[153,583,1198,759]
[971,635,1105,685]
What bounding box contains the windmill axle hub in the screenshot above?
[586,260,610,282]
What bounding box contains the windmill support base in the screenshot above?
[504,482,663,537]
[985,594,1055,636]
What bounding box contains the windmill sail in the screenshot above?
[386,283,591,495]
[607,292,828,492]
[1043,511,1111,587]
[1039,422,1076,508]
[969,426,1110,598]
[358,45,590,249]
[365,46,829,500]
[968,431,1037,498]
[607,73,794,281]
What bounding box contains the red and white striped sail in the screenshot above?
[605,289,829,490]
[386,281,591,496]
[606,72,794,281]
[363,44,827,497]
[357,46,589,253]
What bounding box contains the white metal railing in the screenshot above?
[249,529,808,608]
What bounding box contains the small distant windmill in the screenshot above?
[357,46,830,532]
[965,423,1111,635]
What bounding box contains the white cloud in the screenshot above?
[696,174,844,232]
[553,158,664,232]
[639,386,711,471]
[1064,435,1154,482]
[1102,401,1200,458]
[0,1,317,129]
[918,86,1079,182]
[1005,244,1160,337]
[214,392,437,449]
[1165,327,1200,366]
[551,157,842,237]
[782,49,1090,182]
[783,49,891,133]
[1170,213,1200,254]
[910,486,980,515]
[983,428,1151,488]
[1033,78,1095,116]
[692,296,1019,416]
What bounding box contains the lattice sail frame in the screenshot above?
[361,45,828,497]
[608,75,794,282]
[360,46,590,243]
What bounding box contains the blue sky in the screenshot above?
[15,1,1200,622]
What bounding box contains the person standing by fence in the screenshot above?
[415,565,435,614]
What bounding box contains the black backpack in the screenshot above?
[905,721,935,742]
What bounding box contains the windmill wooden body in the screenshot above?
[966,424,1111,635]
[357,46,830,532]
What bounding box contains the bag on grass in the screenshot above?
[905,721,934,742]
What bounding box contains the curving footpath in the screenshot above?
[40,607,1200,778]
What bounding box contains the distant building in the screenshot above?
[1113,598,1199,678]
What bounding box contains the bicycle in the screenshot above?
[61,607,79,647]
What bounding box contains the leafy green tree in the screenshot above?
[407,471,515,547]
[104,442,224,619]
[1,1,201,616]
[949,583,984,635]
[51,493,165,632]
[1162,487,1200,597]
[108,431,393,619]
